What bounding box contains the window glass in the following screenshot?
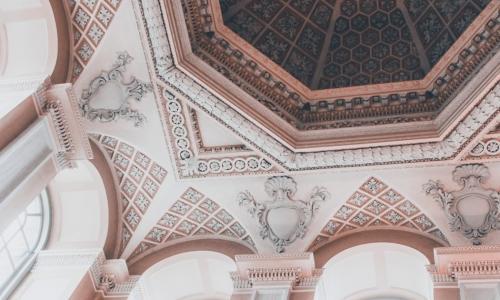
[0,191,50,294]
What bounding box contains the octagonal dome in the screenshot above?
[220,0,489,90]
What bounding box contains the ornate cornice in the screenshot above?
[428,245,500,286]
[33,78,93,168]
[133,0,500,172]
[231,252,322,293]
[188,107,249,155]
[179,0,500,129]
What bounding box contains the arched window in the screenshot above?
[0,191,50,298]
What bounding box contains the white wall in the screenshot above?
[47,160,109,250]
[315,243,433,300]
[0,0,59,118]
[138,251,236,300]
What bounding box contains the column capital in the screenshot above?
[231,253,322,299]
[427,245,500,299]
[33,78,92,169]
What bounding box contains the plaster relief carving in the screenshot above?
[238,176,329,253]
[79,52,153,127]
[424,164,500,245]
[134,0,500,171]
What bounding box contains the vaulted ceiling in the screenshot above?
[67,0,500,261]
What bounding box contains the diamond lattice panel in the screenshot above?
[308,176,448,250]
[128,187,255,260]
[93,134,168,255]
[70,0,123,81]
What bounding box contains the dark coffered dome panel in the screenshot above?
[220,0,490,90]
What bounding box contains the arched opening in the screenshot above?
[312,228,446,267]
[138,251,237,300]
[128,238,255,275]
[314,243,433,300]
[46,160,109,251]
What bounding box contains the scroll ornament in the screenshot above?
[79,52,153,127]
[424,164,500,245]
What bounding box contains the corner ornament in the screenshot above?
[424,164,500,245]
[238,176,330,253]
[79,52,153,127]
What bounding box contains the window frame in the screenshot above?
[0,190,51,299]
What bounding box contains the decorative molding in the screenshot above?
[32,249,103,272]
[33,78,93,167]
[70,0,123,82]
[231,252,322,294]
[238,176,329,253]
[310,177,448,250]
[188,107,249,155]
[467,137,500,159]
[424,164,500,245]
[79,52,153,127]
[159,87,280,178]
[179,0,499,128]
[93,134,167,254]
[89,254,141,296]
[128,187,255,260]
[428,245,500,286]
[435,244,500,254]
[134,0,500,171]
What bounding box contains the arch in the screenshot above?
[48,0,71,84]
[46,160,109,251]
[45,138,123,258]
[88,138,123,258]
[313,227,447,268]
[138,251,237,300]
[128,238,256,275]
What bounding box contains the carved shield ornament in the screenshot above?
[79,52,153,127]
[238,176,330,252]
[424,164,500,245]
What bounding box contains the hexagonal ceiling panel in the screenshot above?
[220,0,490,90]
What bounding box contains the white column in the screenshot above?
[0,79,92,231]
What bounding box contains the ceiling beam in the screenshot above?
[396,0,431,72]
